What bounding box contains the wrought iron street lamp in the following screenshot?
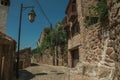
[28,9,36,22]
[16,3,36,79]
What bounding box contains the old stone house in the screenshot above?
[0,0,17,80]
[18,47,31,69]
[0,32,16,80]
[64,0,119,80]
[65,0,104,68]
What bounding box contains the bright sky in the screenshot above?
[6,0,69,50]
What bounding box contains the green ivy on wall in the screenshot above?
[85,0,108,27]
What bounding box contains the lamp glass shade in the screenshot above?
[28,9,36,23]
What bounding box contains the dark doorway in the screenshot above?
[71,49,79,67]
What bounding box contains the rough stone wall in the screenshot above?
[39,47,68,66]
[82,24,115,66]
[41,49,53,65]
[54,46,68,66]
[0,3,8,33]
[31,48,55,65]
[107,0,120,80]
[69,24,115,80]
[19,48,31,69]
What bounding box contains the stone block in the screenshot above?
[106,47,114,56]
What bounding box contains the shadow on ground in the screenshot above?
[35,72,48,75]
[30,63,39,66]
[18,70,49,80]
[57,72,64,75]
[19,70,35,80]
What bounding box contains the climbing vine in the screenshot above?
[85,0,108,27]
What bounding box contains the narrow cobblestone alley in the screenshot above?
[16,63,69,80]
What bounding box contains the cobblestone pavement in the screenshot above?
[16,63,69,80]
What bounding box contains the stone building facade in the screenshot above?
[0,0,10,33]
[65,0,119,80]
[0,0,17,80]
[65,0,100,68]
[0,32,16,80]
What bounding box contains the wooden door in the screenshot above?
[71,49,79,67]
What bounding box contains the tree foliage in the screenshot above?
[90,0,107,16]
[32,21,67,56]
